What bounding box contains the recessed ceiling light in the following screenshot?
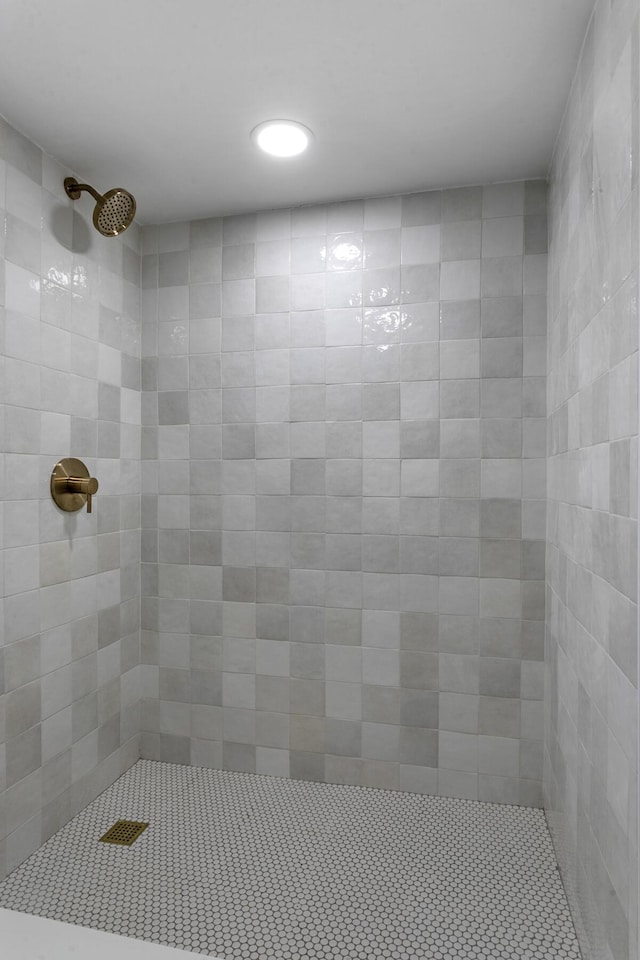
[251,120,313,158]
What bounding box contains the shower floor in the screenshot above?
[0,760,580,960]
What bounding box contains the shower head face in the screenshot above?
[93,188,136,237]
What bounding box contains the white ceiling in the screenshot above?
[0,0,593,224]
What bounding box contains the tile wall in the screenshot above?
[545,1,639,958]
[0,117,142,879]
[140,179,548,804]
[2,9,640,951]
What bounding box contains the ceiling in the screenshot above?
[0,0,593,224]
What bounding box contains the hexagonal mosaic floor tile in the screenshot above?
[0,760,581,959]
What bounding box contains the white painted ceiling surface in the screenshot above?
[0,0,593,224]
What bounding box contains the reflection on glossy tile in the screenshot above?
[363,306,402,343]
[327,235,362,272]
[363,267,400,305]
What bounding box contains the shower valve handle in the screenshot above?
[50,458,99,514]
[64,475,99,512]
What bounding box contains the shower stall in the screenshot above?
[0,1,637,959]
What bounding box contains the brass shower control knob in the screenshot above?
[51,458,99,514]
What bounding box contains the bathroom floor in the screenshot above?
[0,760,580,960]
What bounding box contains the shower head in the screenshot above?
[64,177,136,237]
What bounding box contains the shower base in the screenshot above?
[0,759,580,960]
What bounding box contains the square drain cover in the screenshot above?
[99,820,149,846]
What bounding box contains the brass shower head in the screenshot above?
[64,176,136,237]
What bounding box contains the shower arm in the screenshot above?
[64,177,103,203]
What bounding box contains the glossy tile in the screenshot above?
[139,179,547,817]
[545,4,639,959]
[0,117,141,880]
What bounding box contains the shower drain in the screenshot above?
[99,820,149,846]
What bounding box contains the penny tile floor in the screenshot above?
[0,760,581,959]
